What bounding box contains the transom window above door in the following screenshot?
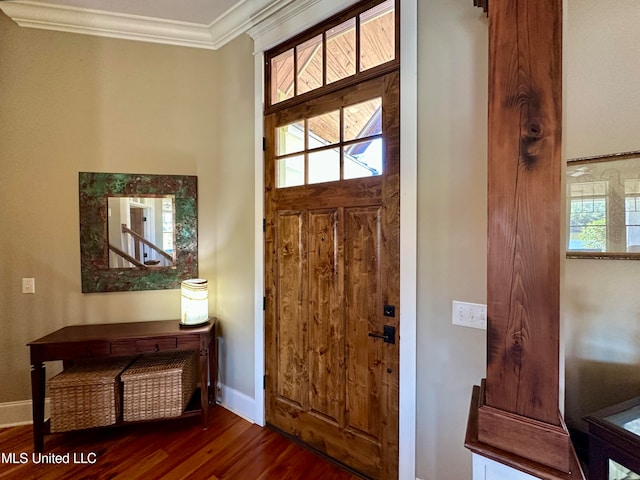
[275,96,383,188]
[265,0,397,109]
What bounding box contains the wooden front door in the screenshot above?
[264,72,400,479]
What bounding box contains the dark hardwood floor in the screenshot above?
[0,406,361,480]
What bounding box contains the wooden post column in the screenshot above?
[483,0,563,441]
[466,0,585,478]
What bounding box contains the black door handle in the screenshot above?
[368,325,396,344]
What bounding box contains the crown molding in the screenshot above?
[0,0,305,50]
[209,0,299,50]
[0,1,217,49]
[247,0,359,53]
[246,0,320,51]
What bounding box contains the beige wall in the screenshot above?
[415,1,488,478]
[0,11,220,400]
[564,0,640,431]
[0,9,257,409]
[212,34,257,398]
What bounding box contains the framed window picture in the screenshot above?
[567,150,640,259]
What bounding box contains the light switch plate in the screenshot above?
[452,300,486,329]
[22,277,35,294]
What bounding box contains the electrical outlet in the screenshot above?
[452,300,486,329]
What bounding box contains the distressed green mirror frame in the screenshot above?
[79,172,198,293]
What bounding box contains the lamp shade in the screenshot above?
[180,279,209,327]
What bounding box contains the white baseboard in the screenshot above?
[0,399,50,428]
[216,384,256,424]
[472,454,541,480]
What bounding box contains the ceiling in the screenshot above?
[0,0,312,50]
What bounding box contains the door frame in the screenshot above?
[250,1,417,478]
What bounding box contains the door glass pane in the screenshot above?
[271,49,294,104]
[343,97,382,141]
[277,155,305,188]
[309,148,340,184]
[297,34,323,95]
[326,18,356,84]
[308,110,340,148]
[344,138,383,179]
[360,0,395,72]
[277,121,305,156]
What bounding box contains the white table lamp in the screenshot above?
[180,278,209,327]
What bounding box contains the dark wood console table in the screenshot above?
[585,396,640,480]
[28,318,217,452]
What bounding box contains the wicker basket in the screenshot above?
[121,350,198,422]
[48,357,135,433]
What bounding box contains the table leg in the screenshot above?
[31,362,45,452]
[209,332,217,407]
[588,436,609,480]
[200,349,209,429]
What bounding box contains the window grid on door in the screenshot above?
[275,96,383,189]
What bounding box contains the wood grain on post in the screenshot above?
[469,0,584,476]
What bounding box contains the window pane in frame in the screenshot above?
[308,110,340,148]
[277,155,305,188]
[297,35,323,95]
[360,0,395,72]
[625,184,640,250]
[309,148,340,184]
[277,121,305,156]
[326,18,356,85]
[568,195,607,251]
[343,97,382,141]
[344,138,383,180]
[272,49,295,104]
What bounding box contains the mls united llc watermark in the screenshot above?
[1,452,98,465]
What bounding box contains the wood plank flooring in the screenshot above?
[0,406,361,480]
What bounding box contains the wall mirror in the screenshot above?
[566,150,640,259]
[107,195,176,269]
[79,172,198,292]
